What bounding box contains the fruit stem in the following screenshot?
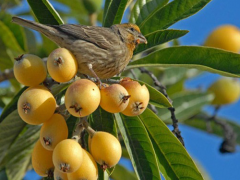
[82,119,96,137]
[72,117,86,143]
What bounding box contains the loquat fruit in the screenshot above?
[17,85,56,125]
[53,139,83,173]
[65,79,100,117]
[120,78,150,116]
[47,48,78,83]
[14,54,47,86]
[40,113,68,151]
[32,140,54,177]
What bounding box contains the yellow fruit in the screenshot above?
[65,79,100,117]
[17,85,56,125]
[89,131,121,169]
[208,77,240,105]
[32,140,54,177]
[47,48,78,82]
[100,84,130,113]
[120,78,150,116]
[53,139,83,173]
[54,169,68,180]
[67,149,98,180]
[40,114,68,151]
[204,25,240,53]
[14,54,47,86]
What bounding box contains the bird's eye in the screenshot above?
[130,27,134,32]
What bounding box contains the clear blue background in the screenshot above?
[3,0,240,179]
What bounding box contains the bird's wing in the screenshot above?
[52,24,119,50]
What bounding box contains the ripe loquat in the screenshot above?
[67,149,98,180]
[53,139,83,173]
[204,25,240,53]
[89,131,121,170]
[208,77,240,105]
[120,78,150,116]
[47,48,78,82]
[32,140,54,177]
[65,79,100,117]
[100,84,130,113]
[14,54,47,86]
[17,85,56,125]
[40,113,68,151]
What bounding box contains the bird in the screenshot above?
[12,17,147,80]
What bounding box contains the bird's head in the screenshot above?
[111,23,147,51]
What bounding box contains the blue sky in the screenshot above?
[3,0,240,180]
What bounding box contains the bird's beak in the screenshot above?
[138,34,147,44]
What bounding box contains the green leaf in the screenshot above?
[136,79,172,108]
[111,164,137,180]
[0,12,27,51]
[27,0,64,25]
[184,113,240,145]
[134,29,189,55]
[0,87,27,123]
[115,113,161,180]
[130,0,168,25]
[128,46,240,78]
[4,125,40,180]
[66,115,78,138]
[0,20,24,53]
[103,0,131,27]
[140,0,211,35]
[89,107,118,137]
[157,91,213,123]
[139,108,204,180]
[24,28,37,54]
[0,169,8,180]
[0,110,26,164]
[98,164,109,180]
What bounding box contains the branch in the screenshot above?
[138,67,184,146]
[0,69,14,82]
[207,106,237,153]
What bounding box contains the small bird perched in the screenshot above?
[12,17,147,80]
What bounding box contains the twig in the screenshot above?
[72,117,86,143]
[0,69,14,82]
[139,67,184,146]
[207,106,237,153]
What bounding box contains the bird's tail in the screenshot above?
[12,16,57,36]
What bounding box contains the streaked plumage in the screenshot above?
[12,17,147,79]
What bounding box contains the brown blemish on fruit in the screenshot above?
[43,137,51,146]
[60,163,70,172]
[22,102,31,114]
[69,103,82,115]
[122,95,131,103]
[14,54,24,61]
[101,162,109,171]
[54,57,63,66]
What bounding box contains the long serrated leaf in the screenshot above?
[139,108,204,180]
[134,29,188,55]
[128,46,240,78]
[158,91,213,123]
[140,0,211,35]
[5,125,40,180]
[130,0,169,25]
[0,87,27,123]
[27,0,64,25]
[115,113,161,180]
[0,110,26,164]
[103,0,130,27]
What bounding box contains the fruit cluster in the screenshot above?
[14,48,150,179]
